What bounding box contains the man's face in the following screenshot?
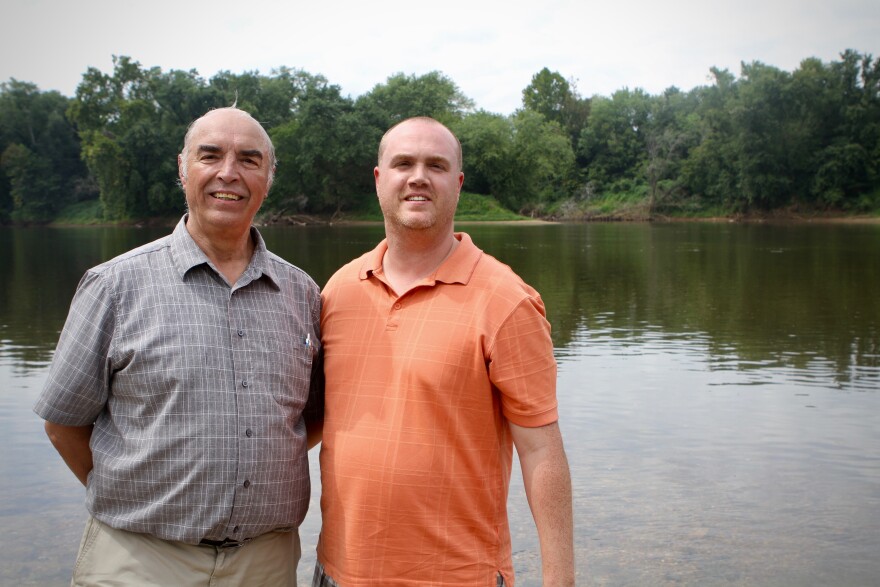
[178,109,273,240]
[375,119,464,233]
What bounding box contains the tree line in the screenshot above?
[1,50,878,224]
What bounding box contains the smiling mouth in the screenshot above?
[213,193,243,201]
[405,196,429,202]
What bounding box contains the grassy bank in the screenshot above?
[544,191,880,223]
[45,190,880,227]
[286,192,530,224]
[51,199,107,225]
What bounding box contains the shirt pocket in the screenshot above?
[263,332,315,408]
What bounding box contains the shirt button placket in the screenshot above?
[230,300,254,525]
[387,300,402,330]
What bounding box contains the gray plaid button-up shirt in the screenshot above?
[35,215,323,544]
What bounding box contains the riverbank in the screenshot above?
[39,211,879,229]
[258,210,880,226]
[37,191,880,227]
[651,211,880,224]
[39,204,880,228]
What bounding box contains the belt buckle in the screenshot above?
[201,537,247,549]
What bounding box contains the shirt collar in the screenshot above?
[170,214,279,288]
[359,232,482,286]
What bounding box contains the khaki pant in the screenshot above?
[71,517,301,587]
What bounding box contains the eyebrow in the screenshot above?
[240,148,264,160]
[196,144,265,160]
[389,153,451,166]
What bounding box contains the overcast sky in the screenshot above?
[2,0,878,115]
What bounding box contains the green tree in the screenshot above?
[455,110,575,212]
[509,110,576,211]
[271,76,374,215]
[1,143,59,221]
[679,68,742,210]
[808,51,880,207]
[356,71,474,130]
[79,131,132,220]
[0,80,87,222]
[69,56,220,220]
[643,88,701,215]
[522,68,572,125]
[521,67,590,149]
[578,88,653,194]
[453,110,515,196]
[733,61,798,209]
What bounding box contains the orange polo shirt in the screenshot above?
[317,232,558,587]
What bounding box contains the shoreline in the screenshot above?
[259,209,880,226]
[37,211,880,228]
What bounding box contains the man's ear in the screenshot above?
[267,165,276,191]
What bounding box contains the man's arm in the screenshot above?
[44,421,94,487]
[305,419,323,450]
[511,421,575,586]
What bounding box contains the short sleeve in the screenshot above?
[488,295,558,427]
[34,270,115,425]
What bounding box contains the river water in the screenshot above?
[2,220,878,586]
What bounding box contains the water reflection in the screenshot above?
[3,222,878,381]
[2,221,879,585]
[550,321,880,586]
[562,319,879,393]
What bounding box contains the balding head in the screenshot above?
[378,116,462,171]
[180,107,276,188]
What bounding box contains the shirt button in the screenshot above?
[233,526,240,534]
[394,303,402,310]
[243,480,251,488]
[242,380,249,388]
[237,329,245,337]
[245,428,253,437]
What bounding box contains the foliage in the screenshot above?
[454,192,526,220]
[269,75,372,215]
[521,67,591,149]
[356,71,474,130]
[52,198,105,225]
[2,50,880,225]
[1,143,60,221]
[578,88,652,192]
[0,80,87,222]
[453,109,576,213]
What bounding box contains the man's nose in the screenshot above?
[408,163,428,184]
[217,155,240,181]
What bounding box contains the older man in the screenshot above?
[35,107,322,586]
[316,116,574,586]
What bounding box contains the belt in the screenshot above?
[199,537,247,549]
